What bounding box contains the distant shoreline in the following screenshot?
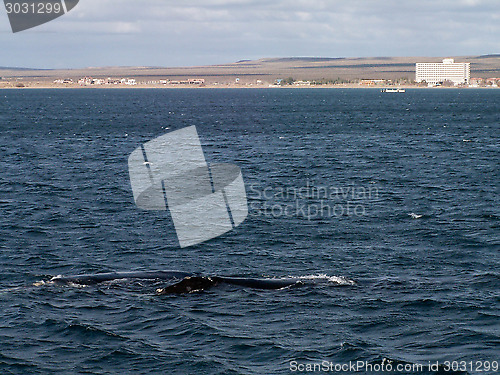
[0,84,497,90]
[1,55,499,90]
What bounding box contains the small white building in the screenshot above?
[416,59,470,86]
[118,78,137,85]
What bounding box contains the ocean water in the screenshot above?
[0,88,498,374]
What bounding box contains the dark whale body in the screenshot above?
[51,270,192,286]
[156,276,302,294]
[50,270,302,294]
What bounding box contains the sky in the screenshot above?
[1,0,499,69]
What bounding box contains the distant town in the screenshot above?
[1,56,499,89]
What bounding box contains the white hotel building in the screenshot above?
[416,59,471,86]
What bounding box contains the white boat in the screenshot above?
[381,88,406,93]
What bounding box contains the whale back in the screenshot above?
[51,270,192,285]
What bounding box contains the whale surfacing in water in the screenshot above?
[156,276,302,294]
[50,270,192,285]
[49,270,304,294]
[48,270,359,294]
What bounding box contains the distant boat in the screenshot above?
[381,88,406,93]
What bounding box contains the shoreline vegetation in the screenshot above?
[1,55,499,89]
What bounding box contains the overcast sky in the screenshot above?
[1,0,499,68]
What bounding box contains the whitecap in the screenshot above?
[292,274,356,286]
[409,213,423,219]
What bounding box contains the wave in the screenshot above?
[293,274,356,286]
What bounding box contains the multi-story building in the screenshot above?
[416,59,470,86]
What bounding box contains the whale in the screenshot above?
[50,270,304,294]
[50,270,192,286]
[50,270,355,294]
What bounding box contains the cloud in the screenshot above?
[0,0,498,67]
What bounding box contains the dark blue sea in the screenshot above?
[0,88,498,374]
